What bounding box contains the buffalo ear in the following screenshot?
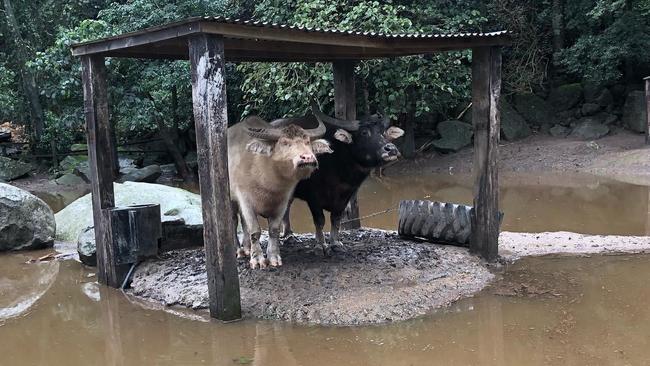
[384,126,405,141]
[311,139,333,155]
[246,139,273,156]
[333,129,353,144]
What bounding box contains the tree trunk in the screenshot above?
[551,0,565,53]
[2,0,44,140]
[147,91,196,183]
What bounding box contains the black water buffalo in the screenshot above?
[272,101,404,255]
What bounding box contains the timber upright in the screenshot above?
[470,46,502,261]
[188,34,242,321]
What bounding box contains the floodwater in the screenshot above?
[2,172,650,365]
[2,251,650,365]
[288,172,650,236]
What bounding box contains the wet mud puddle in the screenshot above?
[2,252,650,365]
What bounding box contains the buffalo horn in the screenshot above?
[246,126,284,141]
[310,99,360,131]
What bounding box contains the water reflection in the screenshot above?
[1,254,650,365]
[287,172,650,235]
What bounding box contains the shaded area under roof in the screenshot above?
[71,16,512,62]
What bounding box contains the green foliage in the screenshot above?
[557,0,650,83]
[1,0,649,157]
[238,0,484,121]
[0,63,18,121]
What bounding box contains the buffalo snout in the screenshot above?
[381,143,400,161]
[296,153,318,168]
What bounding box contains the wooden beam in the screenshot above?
[81,55,123,286]
[644,76,650,145]
[333,60,361,230]
[470,46,502,261]
[188,34,241,321]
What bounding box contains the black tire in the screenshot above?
[398,200,476,246]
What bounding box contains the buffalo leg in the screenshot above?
[231,202,243,257]
[307,200,327,255]
[266,216,283,267]
[239,203,265,268]
[330,211,346,252]
[237,214,252,258]
[280,198,294,239]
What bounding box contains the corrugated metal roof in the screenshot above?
[197,16,509,39]
[71,16,511,60]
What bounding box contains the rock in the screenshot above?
[549,125,570,137]
[0,183,56,251]
[513,93,553,126]
[432,120,473,152]
[70,144,87,152]
[595,89,614,107]
[0,157,32,181]
[185,150,198,169]
[59,155,87,170]
[581,103,601,116]
[621,91,647,133]
[500,100,531,141]
[55,181,203,242]
[73,162,91,183]
[0,130,10,142]
[549,83,583,111]
[570,118,610,140]
[594,112,618,125]
[55,173,86,186]
[77,226,96,266]
[119,165,161,183]
[583,81,604,103]
[159,163,178,175]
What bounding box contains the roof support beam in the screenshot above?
[470,46,502,261]
[334,60,361,230]
[189,34,242,321]
[81,54,126,286]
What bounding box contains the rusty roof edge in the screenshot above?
[71,15,511,52]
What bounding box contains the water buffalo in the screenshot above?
[228,115,332,268]
[273,101,404,255]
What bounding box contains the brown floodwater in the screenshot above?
[2,251,650,365]
[3,172,650,365]
[287,172,650,236]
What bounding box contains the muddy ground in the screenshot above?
[129,229,650,325]
[388,131,650,184]
[130,229,493,326]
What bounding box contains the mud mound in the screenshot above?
[129,228,493,325]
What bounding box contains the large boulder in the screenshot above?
[548,83,583,112]
[581,103,601,116]
[500,100,531,141]
[549,125,570,138]
[570,118,610,140]
[119,165,161,183]
[513,93,553,126]
[432,120,473,152]
[621,91,647,133]
[55,181,203,242]
[0,157,32,181]
[0,183,55,251]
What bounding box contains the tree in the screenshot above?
[2,0,44,139]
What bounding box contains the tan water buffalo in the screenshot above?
[228,116,331,268]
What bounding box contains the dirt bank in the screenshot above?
[130,229,493,326]
[129,228,650,326]
[388,130,650,185]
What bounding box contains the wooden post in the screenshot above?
[188,34,241,321]
[470,46,502,261]
[644,76,650,145]
[81,55,122,286]
[333,60,361,230]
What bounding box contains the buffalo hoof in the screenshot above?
[268,253,283,267]
[330,241,347,253]
[237,248,250,258]
[321,245,333,257]
[249,254,267,269]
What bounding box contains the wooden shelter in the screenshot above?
[71,16,511,321]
